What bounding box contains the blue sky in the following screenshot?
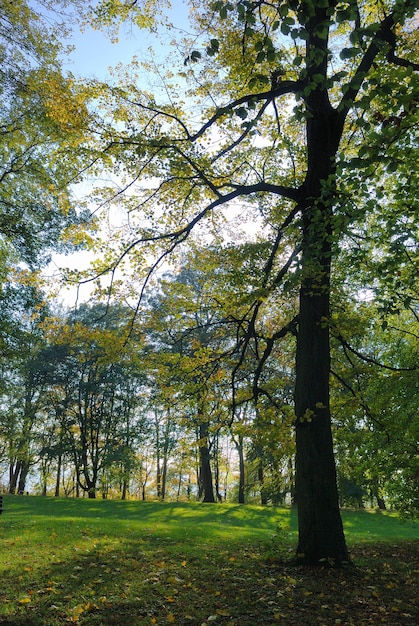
[64,1,191,80]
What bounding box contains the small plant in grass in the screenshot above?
[264,522,295,563]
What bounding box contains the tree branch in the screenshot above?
[338,2,418,120]
[127,80,301,143]
[335,333,418,372]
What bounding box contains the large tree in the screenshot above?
[0,0,94,494]
[80,0,418,564]
[0,0,91,279]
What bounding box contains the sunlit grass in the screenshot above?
[0,496,416,625]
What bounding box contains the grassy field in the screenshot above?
[0,495,417,625]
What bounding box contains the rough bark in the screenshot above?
[293,12,349,563]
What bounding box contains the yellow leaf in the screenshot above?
[72,604,84,616]
[167,614,176,623]
[19,597,31,604]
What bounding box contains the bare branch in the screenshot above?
[335,333,418,372]
[126,80,301,143]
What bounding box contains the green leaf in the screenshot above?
[235,107,248,120]
[190,50,202,62]
[340,47,362,59]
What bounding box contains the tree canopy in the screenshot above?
[69,0,418,564]
[0,0,417,566]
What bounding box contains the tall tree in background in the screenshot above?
[75,0,418,564]
[0,0,93,494]
[0,0,91,279]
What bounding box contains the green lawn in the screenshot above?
[0,496,417,625]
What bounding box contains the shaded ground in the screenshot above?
[1,540,417,625]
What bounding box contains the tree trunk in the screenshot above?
[198,421,215,503]
[8,460,20,494]
[377,496,386,510]
[213,433,223,502]
[55,455,62,497]
[234,435,245,504]
[294,204,348,564]
[161,453,168,501]
[17,461,30,495]
[293,36,349,563]
[121,479,128,500]
[156,460,162,499]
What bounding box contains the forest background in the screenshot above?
[0,0,417,566]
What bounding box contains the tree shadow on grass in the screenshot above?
[1,539,418,626]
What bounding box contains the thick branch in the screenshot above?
[128,80,301,143]
[338,3,418,120]
[253,314,299,400]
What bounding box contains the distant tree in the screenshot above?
[332,306,418,516]
[39,303,145,498]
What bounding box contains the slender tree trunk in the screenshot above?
[161,454,168,501]
[198,421,215,503]
[121,479,128,500]
[213,433,223,502]
[377,497,386,510]
[288,457,296,506]
[234,435,245,504]
[176,469,182,500]
[156,459,162,499]
[55,455,62,497]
